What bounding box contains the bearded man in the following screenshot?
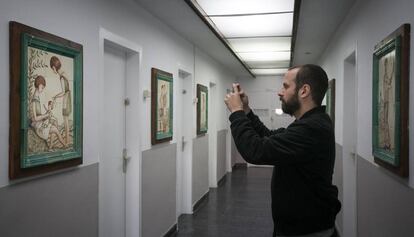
[224,64,341,237]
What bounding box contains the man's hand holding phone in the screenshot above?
[230,83,251,114]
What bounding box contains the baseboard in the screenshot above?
[192,191,209,213]
[232,163,247,169]
[217,173,227,187]
[247,164,273,168]
[163,223,177,237]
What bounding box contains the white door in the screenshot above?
[342,51,357,237]
[100,44,128,237]
[245,90,275,168]
[249,90,271,127]
[176,69,193,216]
[208,82,217,187]
[247,90,270,168]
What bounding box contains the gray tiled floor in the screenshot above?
[176,166,274,237]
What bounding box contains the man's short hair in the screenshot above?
[289,64,329,105]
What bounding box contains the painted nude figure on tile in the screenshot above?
[379,56,394,151]
[159,83,169,133]
[50,56,72,146]
[30,75,66,150]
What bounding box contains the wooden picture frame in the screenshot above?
[9,21,83,179]
[326,79,336,127]
[196,84,208,135]
[372,24,409,177]
[151,68,173,145]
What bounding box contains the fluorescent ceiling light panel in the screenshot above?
[238,51,291,62]
[196,0,294,15]
[228,37,291,53]
[246,60,291,69]
[251,68,289,75]
[188,0,296,77]
[210,13,293,38]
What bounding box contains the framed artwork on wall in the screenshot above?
[196,84,208,135]
[9,21,83,179]
[372,24,409,177]
[326,78,336,127]
[151,68,173,145]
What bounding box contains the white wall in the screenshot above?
[0,0,236,190]
[237,75,295,129]
[318,0,414,187]
[195,48,236,131]
[238,75,283,92]
[194,48,236,187]
[230,76,295,165]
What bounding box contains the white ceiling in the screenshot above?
[293,0,356,65]
[133,0,356,78]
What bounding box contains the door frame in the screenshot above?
[342,48,358,237]
[208,82,218,187]
[176,68,194,216]
[99,28,143,237]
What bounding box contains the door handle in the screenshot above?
[123,148,131,173]
[181,136,186,151]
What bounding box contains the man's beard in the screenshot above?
[281,92,300,116]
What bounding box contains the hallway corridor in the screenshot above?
[177,166,274,236]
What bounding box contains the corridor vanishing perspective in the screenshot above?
[177,167,273,236]
[2,0,414,237]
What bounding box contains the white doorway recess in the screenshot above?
[99,28,142,237]
[208,82,218,187]
[342,50,358,237]
[176,68,194,216]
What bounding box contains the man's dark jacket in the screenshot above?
[229,106,341,236]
